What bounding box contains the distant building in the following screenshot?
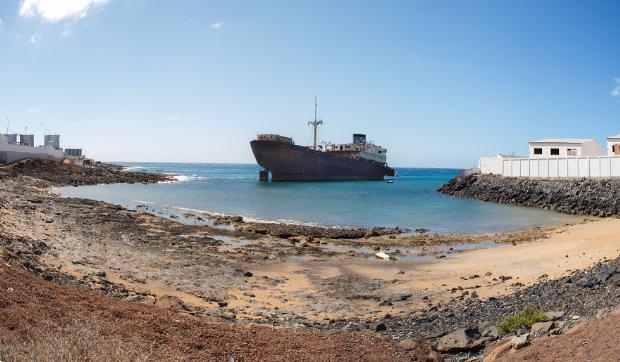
[65,148,83,157]
[19,134,35,147]
[528,139,605,158]
[606,134,620,156]
[44,134,61,149]
[5,134,17,144]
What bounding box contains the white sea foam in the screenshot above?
[133,200,157,205]
[168,206,340,227]
[155,173,205,184]
[124,166,145,171]
[172,174,206,182]
[173,206,213,215]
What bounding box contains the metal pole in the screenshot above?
[314,95,317,124]
[307,96,323,150]
[313,124,317,150]
[314,96,317,149]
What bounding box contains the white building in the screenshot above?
[606,134,620,156]
[479,135,620,178]
[528,139,605,158]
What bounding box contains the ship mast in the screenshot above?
[307,96,323,150]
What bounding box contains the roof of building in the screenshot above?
[606,134,620,139]
[528,138,594,144]
[497,153,525,158]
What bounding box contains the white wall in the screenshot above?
[478,156,503,175]
[480,155,620,178]
[0,144,64,164]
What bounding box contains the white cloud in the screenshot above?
[61,23,72,36]
[25,107,39,114]
[169,116,184,121]
[29,33,41,43]
[19,0,108,23]
[210,21,224,29]
[612,78,620,97]
[0,18,3,32]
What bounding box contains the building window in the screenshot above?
[550,148,560,156]
[613,144,620,155]
[567,148,577,156]
[533,148,542,155]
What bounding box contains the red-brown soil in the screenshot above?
[497,309,620,362]
[0,262,421,361]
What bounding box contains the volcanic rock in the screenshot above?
[436,327,484,353]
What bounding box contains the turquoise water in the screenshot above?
[55,163,578,233]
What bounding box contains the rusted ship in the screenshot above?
[250,100,395,181]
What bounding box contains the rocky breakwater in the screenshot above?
[438,170,620,217]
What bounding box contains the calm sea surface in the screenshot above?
[55,163,578,233]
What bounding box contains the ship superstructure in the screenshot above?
[325,134,387,164]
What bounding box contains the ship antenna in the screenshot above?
[307,95,323,150]
[314,95,317,123]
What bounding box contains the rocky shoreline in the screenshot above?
[0,159,171,186]
[438,171,620,217]
[1,160,619,360]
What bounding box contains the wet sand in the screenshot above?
[220,218,620,321]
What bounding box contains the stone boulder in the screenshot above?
[511,333,530,349]
[154,295,189,312]
[398,338,443,361]
[436,327,484,353]
[530,321,554,338]
[480,324,500,340]
[544,311,565,321]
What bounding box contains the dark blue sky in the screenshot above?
[1,0,619,167]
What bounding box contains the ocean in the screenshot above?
[55,163,578,233]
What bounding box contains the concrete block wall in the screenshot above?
[480,156,620,178]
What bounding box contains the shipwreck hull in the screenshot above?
[250,140,394,181]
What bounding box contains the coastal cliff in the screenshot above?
[438,171,620,217]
